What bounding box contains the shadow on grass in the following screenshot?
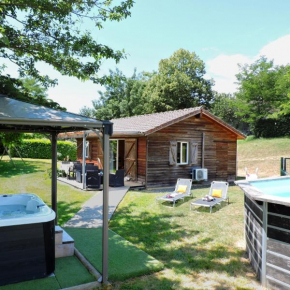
[158,195,195,208]
[110,202,258,288]
[0,159,42,177]
[57,200,81,226]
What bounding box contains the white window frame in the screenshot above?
[85,141,90,158]
[177,141,189,165]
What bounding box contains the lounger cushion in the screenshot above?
[212,189,222,198]
[177,185,187,193]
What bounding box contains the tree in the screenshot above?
[0,0,134,88]
[235,57,289,128]
[81,69,150,120]
[211,92,248,133]
[0,74,66,110]
[144,49,214,112]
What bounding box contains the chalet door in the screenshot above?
[124,139,137,181]
[216,142,228,180]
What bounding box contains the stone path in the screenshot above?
[64,186,129,228]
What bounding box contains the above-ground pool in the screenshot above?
[236,177,290,290]
[0,193,55,286]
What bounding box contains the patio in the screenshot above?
[58,176,144,191]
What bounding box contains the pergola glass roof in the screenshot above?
[0,95,110,133]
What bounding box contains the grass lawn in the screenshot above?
[66,227,164,281]
[238,136,290,178]
[109,187,263,290]
[0,157,95,225]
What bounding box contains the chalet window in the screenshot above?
[177,141,189,165]
[85,141,90,158]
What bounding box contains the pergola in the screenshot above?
[0,95,112,284]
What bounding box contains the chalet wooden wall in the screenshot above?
[146,115,237,187]
[137,137,147,183]
[76,138,103,168]
[74,114,238,187]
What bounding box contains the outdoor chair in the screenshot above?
[245,167,259,181]
[86,169,101,189]
[109,170,125,187]
[74,164,83,182]
[156,179,193,207]
[76,165,99,183]
[190,181,229,213]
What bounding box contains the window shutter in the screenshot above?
[169,141,177,165]
[190,142,198,165]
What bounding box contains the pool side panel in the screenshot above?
[244,194,263,282]
[266,203,290,289]
[237,178,290,289]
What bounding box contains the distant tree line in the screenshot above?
[81,52,290,138]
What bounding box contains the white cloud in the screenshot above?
[259,35,290,66]
[207,54,251,93]
[207,34,290,94]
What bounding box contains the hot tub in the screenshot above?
[236,177,290,290]
[0,194,55,286]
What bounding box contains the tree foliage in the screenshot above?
[0,0,134,87]
[236,57,290,126]
[81,69,150,120]
[82,49,214,120]
[211,92,248,132]
[0,74,66,110]
[144,49,214,112]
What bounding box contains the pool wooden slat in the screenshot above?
[267,238,290,258]
[268,215,290,231]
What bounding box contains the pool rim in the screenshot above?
[235,176,290,207]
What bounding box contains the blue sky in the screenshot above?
[4,0,290,112]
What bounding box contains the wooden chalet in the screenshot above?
[59,107,246,188]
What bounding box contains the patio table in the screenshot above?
[60,162,74,175]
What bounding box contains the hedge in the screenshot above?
[253,115,290,138]
[10,139,77,160]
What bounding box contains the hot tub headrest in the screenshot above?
[26,199,38,213]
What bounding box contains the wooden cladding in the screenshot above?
[244,195,263,282]
[75,113,239,187]
[137,137,146,182]
[244,196,290,289]
[124,139,137,181]
[147,115,237,187]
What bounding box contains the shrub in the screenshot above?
[10,139,77,160]
[253,115,290,138]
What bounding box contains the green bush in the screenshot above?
[10,139,77,160]
[253,115,290,138]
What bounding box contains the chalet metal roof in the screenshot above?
[59,107,246,139]
[0,95,111,133]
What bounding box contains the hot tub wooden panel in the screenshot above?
[0,221,55,286]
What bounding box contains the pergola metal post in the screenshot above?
[102,124,111,284]
[261,201,268,287]
[82,133,87,189]
[51,132,58,224]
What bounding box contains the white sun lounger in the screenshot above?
[156,179,193,207]
[190,181,229,213]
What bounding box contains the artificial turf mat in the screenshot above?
[55,256,95,288]
[0,277,59,290]
[65,227,164,281]
[0,256,95,290]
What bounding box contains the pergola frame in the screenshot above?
[0,95,112,284]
